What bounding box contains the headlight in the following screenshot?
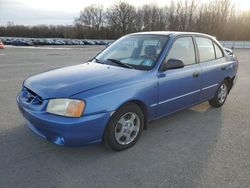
[46,99,85,117]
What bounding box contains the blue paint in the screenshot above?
[17,32,238,146]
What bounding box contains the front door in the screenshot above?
[156,36,201,117]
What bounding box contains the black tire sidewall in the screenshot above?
[104,103,144,151]
[210,80,229,107]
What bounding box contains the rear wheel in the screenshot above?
[103,103,144,151]
[209,80,229,107]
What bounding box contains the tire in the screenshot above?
[209,80,229,108]
[103,103,144,151]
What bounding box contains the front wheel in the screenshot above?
[209,80,229,108]
[103,103,144,151]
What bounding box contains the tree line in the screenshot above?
[1,0,250,40]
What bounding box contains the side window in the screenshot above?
[167,37,196,65]
[214,42,224,58]
[196,37,215,62]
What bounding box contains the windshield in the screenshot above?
[95,34,168,70]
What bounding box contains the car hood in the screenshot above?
[24,62,145,99]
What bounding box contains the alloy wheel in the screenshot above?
[114,112,140,145]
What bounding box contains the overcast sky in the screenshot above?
[0,0,250,25]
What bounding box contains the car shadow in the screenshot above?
[0,102,223,187]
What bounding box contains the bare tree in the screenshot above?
[1,0,250,40]
[75,5,105,31]
[138,4,167,31]
[106,1,137,36]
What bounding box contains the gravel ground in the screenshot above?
[0,46,249,188]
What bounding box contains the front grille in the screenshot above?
[21,87,43,105]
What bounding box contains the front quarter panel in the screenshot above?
[72,74,158,121]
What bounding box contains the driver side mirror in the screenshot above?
[161,59,184,71]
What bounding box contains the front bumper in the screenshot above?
[17,93,110,146]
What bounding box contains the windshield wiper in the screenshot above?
[107,59,135,69]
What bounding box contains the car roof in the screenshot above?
[129,31,215,39]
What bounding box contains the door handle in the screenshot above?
[221,66,226,70]
[193,72,200,78]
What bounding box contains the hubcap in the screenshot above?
[114,112,140,145]
[218,83,228,104]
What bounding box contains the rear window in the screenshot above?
[196,37,215,62]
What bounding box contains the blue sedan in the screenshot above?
[17,32,238,151]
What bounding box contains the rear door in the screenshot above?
[194,37,227,101]
[156,36,201,117]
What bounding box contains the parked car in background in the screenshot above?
[12,38,34,46]
[17,32,238,151]
[0,37,113,46]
